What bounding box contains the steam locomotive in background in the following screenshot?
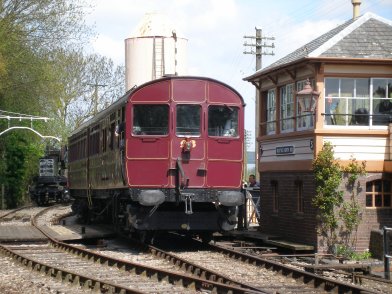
[29,149,69,206]
[68,76,245,242]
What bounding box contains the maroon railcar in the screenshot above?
[68,76,245,241]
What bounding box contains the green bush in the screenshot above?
[313,142,366,253]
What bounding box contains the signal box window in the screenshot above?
[266,89,276,134]
[208,105,238,137]
[132,105,169,135]
[176,105,201,136]
[280,83,294,132]
[366,180,392,208]
[324,78,370,126]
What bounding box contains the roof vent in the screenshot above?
[352,0,361,19]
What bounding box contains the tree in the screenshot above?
[0,0,92,52]
[312,142,366,254]
[0,132,43,207]
[42,49,125,137]
[312,142,343,251]
[0,0,93,207]
[339,157,366,250]
[0,0,94,126]
[0,1,125,207]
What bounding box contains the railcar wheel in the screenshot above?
[72,200,90,224]
[199,232,213,244]
[36,195,47,206]
[138,231,155,244]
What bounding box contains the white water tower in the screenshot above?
[125,12,188,91]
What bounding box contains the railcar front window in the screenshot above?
[208,105,238,137]
[132,105,169,135]
[176,105,201,136]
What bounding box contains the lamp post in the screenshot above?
[296,79,320,113]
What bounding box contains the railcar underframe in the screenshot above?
[71,187,242,233]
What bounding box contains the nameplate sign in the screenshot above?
[276,145,295,155]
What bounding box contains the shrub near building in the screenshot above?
[313,142,367,256]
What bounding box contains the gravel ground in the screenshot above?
[0,254,88,294]
[0,205,86,293]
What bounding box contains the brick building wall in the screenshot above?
[259,172,318,248]
[353,174,392,253]
[259,171,392,254]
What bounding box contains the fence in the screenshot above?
[246,188,260,226]
[383,226,392,280]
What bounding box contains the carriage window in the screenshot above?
[208,105,238,137]
[176,105,201,136]
[132,105,169,135]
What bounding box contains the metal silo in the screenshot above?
[125,12,188,91]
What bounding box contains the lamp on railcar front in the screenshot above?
[180,137,196,153]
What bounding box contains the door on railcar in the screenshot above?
[126,80,171,187]
[206,82,244,188]
[170,79,207,188]
[68,130,88,191]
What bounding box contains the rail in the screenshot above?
[28,206,265,294]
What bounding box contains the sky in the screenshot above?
[85,0,392,151]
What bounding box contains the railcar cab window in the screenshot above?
[208,105,238,137]
[176,105,201,136]
[132,105,169,135]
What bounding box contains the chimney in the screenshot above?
[352,0,361,19]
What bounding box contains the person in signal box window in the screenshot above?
[248,174,260,188]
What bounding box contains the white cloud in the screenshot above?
[191,0,238,30]
[91,34,124,65]
[85,0,392,150]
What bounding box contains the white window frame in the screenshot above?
[280,83,294,132]
[266,89,276,135]
[323,77,392,129]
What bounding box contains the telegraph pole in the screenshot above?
[243,27,275,179]
[87,83,107,115]
[243,27,275,71]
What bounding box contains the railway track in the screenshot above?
[0,206,264,293]
[144,235,377,294]
[0,205,41,223]
[85,233,384,294]
[0,205,387,293]
[1,243,198,293]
